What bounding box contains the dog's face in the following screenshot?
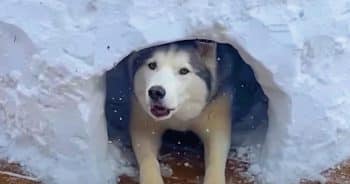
[132,42,216,121]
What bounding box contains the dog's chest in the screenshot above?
[161,118,194,132]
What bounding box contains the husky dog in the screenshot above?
[128,40,232,184]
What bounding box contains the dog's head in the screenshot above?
[130,41,217,121]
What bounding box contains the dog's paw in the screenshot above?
[140,174,164,184]
[203,178,226,184]
[140,178,164,184]
[203,173,226,184]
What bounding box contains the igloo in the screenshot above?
[1,1,350,184]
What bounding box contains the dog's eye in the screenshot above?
[179,68,190,75]
[148,62,157,70]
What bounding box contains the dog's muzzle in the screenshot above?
[148,85,175,118]
[148,85,166,101]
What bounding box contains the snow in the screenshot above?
[160,163,173,178]
[0,0,350,184]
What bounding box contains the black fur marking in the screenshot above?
[189,54,212,95]
[128,48,155,81]
[128,41,214,97]
[169,40,214,99]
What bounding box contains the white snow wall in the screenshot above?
[1,1,350,184]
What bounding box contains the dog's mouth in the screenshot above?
[150,103,174,118]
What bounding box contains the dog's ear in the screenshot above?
[195,40,217,60]
[195,40,218,99]
[127,50,138,82]
[127,47,155,82]
[195,40,217,72]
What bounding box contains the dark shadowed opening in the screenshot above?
[104,39,268,157]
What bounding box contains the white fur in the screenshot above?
[130,42,231,184]
[133,48,208,122]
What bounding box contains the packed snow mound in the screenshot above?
[1,0,350,184]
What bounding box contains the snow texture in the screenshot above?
[0,0,350,184]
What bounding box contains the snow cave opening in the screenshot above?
[105,39,269,166]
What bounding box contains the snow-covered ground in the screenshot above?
[1,0,350,184]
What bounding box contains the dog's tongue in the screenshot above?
[151,104,170,117]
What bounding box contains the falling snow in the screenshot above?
[0,1,349,184]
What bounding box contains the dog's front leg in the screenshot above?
[192,95,232,184]
[201,129,231,184]
[130,123,164,184]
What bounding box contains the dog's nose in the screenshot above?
[148,86,166,101]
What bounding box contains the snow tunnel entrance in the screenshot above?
[105,39,269,182]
